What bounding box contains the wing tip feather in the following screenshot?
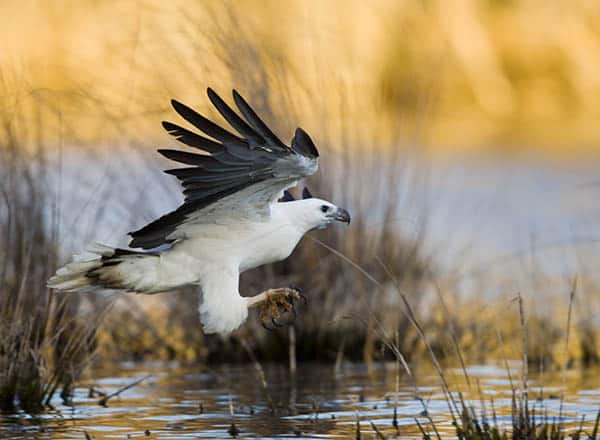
[292,127,319,158]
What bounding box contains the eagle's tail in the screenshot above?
[47,243,159,293]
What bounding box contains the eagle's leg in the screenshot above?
[247,287,302,328]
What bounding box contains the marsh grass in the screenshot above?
[439,393,600,440]
[0,103,110,412]
[371,274,600,439]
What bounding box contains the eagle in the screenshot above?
[48,88,351,335]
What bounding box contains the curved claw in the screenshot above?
[262,319,276,331]
[281,295,298,321]
[289,285,307,305]
[289,285,302,294]
[272,317,284,328]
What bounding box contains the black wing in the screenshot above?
[128,88,319,249]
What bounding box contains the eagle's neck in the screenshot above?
[272,200,320,234]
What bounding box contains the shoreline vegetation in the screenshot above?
[0,1,599,437]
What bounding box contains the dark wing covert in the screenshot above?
[128,88,319,249]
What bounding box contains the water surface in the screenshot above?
[1,362,598,439]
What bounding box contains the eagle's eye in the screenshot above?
[320,205,329,213]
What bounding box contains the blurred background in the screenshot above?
[1,0,599,378]
[3,0,600,151]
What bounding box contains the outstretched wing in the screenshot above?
[128,88,319,249]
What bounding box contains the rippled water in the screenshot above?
[1,362,598,439]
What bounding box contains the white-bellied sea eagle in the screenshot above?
[48,88,351,334]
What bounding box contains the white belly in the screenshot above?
[171,217,305,275]
[237,222,303,272]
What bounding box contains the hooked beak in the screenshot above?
[333,207,351,224]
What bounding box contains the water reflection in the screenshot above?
[0,362,598,439]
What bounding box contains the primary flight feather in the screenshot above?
[48,88,351,334]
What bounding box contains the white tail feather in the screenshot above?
[47,243,159,293]
[47,258,102,292]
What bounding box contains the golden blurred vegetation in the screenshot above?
[1,0,600,155]
[94,273,600,370]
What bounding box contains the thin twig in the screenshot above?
[98,375,151,407]
[515,293,529,434]
[238,336,275,413]
[288,324,296,379]
[431,278,471,388]
[370,421,385,440]
[563,276,577,380]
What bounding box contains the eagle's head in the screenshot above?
[278,187,350,232]
[295,198,351,231]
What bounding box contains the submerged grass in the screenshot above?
[445,395,600,440]
[372,273,600,439]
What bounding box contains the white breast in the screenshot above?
[237,220,302,272]
[169,201,308,276]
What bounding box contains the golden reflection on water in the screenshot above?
[1,362,598,439]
